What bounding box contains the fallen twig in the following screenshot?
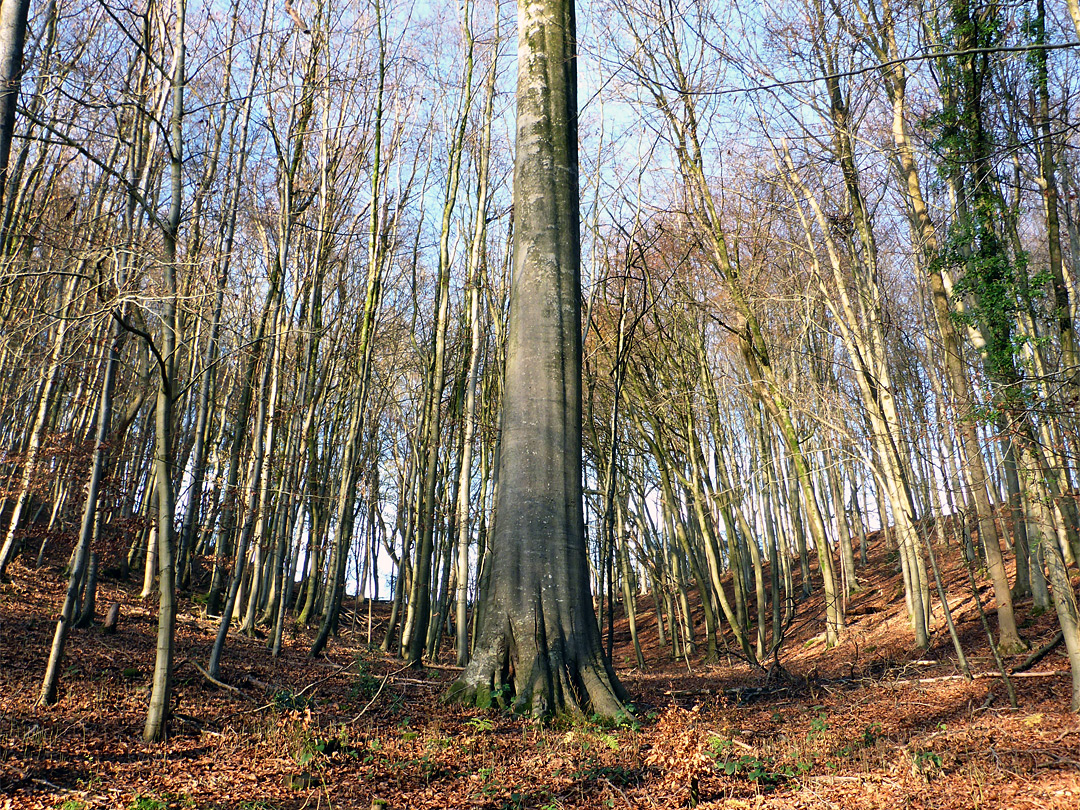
[891,669,1068,685]
[31,778,75,793]
[292,661,353,699]
[602,777,634,809]
[350,662,412,722]
[190,659,256,702]
[350,671,392,722]
[396,677,444,687]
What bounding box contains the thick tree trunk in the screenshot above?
[447,0,625,718]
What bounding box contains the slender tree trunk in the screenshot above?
[862,8,1024,653]
[406,6,477,664]
[144,1,185,741]
[0,275,78,576]
[38,316,123,705]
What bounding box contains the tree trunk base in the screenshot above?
[445,609,627,720]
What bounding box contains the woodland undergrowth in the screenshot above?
[1,537,1078,810]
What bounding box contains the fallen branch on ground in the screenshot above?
[1012,632,1064,674]
[190,659,256,701]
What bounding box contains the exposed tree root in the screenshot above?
[446,609,626,719]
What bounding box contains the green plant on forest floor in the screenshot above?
[559,725,620,755]
[837,722,884,757]
[910,748,943,780]
[590,704,640,732]
[271,688,310,713]
[465,715,495,733]
[349,654,382,702]
[807,709,829,739]
[295,727,361,767]
[708,735,811,786]
[473,769,543,809]
[397,716,418,742]
[720,754,805,784]
[129,795,167,810]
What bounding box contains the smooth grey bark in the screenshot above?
[447,0,625,718]
[75,552,98,628]
[311,20,387,656]
[205,284,272,615]
[404,0,478,664]
[780,83,929,646]
[0,0,57,256]
[616,500,645,670]
[759,408,787,648]
[239,300,284,635]
[201,0,276,616]
[0,0,30,209]
[208,317,275,676]
[144,0,185,742]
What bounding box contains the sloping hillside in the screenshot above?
[1,532,1077,810]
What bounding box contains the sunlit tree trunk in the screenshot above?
[854,0,1023,652]
[448,0,625,717]
[0,274,77,576]
[311,0,388,657]
[38,313,124,705]
[178,2,263,585]
[404,1,478,664]
[453,41,496,658]
[144,0,185,742]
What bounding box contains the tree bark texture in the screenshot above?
[447,0,625,718]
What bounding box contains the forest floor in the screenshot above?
[1,535,1079,810]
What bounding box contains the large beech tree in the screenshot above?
[447,0,626,718]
